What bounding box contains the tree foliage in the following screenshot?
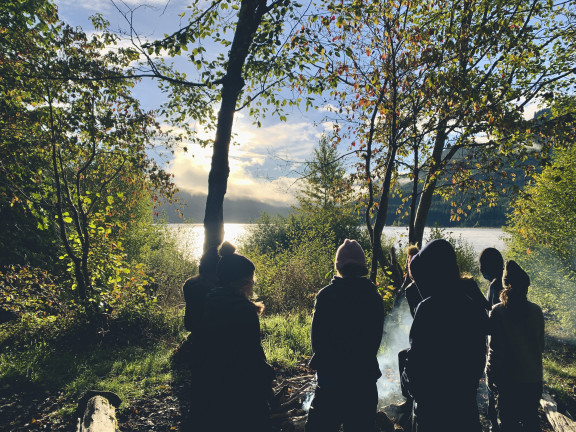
[114,0,312,252]
[0,0,176,315]
[505,139,576,334]
[292,0,576,281]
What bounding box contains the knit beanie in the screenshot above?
[503,260,530,289]
[216,242,255,285]
[335,239,367,273]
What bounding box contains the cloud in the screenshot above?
[167,114,324,206]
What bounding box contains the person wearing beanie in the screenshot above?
[306,239,385,432]
[486,260,544,432]
[401,239,488,432]
[191,242,274,432]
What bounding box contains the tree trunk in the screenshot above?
[203,0,269,252]
[412,121,448,247]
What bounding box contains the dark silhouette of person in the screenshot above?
[402,239,489,432]
[480,247,505,308]
[397,245,421,428]
[182,246,220,342]
[479,247,505,432]
[192,242,274,432]
[305,239,385,432]
[486,260,544,432]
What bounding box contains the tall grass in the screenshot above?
[261,313,312,371]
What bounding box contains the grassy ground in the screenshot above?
[0,309,574,431]
[543,334,576,419]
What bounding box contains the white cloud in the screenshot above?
[167,114,324,206]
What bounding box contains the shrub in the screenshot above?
[261,313,312,371]
[505,145,576,335]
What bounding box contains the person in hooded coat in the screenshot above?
[402,239,489,432]
[486,260,544,432]
[192,242,274,432]
[305,239,385,432]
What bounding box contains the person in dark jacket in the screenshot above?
[182,246,220,338]
[403,244,425,318]
[192,242,274,432]
[402,239,489,432]
[486,260,544,432]
[305,239,385,432]
[479,247,505,432]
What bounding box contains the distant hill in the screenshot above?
[155,190,292,223]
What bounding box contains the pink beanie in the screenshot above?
[335,239,367,272]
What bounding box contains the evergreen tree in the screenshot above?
[297,134,350,211]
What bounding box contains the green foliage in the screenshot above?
[543,337,576,416]
[294,0,576,247]
[246,216,338,313]
[0,0,178,315]
[261,313,312,371]
[505,144,576,334]
[297,134,351,212]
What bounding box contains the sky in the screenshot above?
[54,0,329,213]
[53,0,545,220]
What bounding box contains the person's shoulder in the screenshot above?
[526,300,543,315]
[490,302,505,316]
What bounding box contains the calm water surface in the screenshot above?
[169,223,508,261]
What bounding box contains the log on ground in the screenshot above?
[541,392,576,432]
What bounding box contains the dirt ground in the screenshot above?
[0,371,560,432]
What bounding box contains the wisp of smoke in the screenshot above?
[376,299,413,407]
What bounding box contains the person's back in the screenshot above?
[487,300,544,384]
[486,260,544,432]
[309,275,384,382]
[306,239,384,432]
[193,242,273,432]
[403,239,488,432]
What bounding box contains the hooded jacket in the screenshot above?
[309,275,385,384]
[404,240,489,403]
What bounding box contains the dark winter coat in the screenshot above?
[403,239,488,431]
[182,273,218,334]
[309,276,385,384]
[404,277,426,318]
[193,286,274,431]
[486,300,544,388]
[199,286,274,389]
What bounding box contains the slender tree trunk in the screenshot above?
[413,122,448,246]
[408,144,419,245]
[203,0,268,252]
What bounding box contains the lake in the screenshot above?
[168,223,508,262]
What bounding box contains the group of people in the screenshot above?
[398,240,544,432]
[182,237,544,432]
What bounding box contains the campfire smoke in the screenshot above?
[377,299,413,408]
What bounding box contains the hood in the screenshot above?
[409,239,460,297]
